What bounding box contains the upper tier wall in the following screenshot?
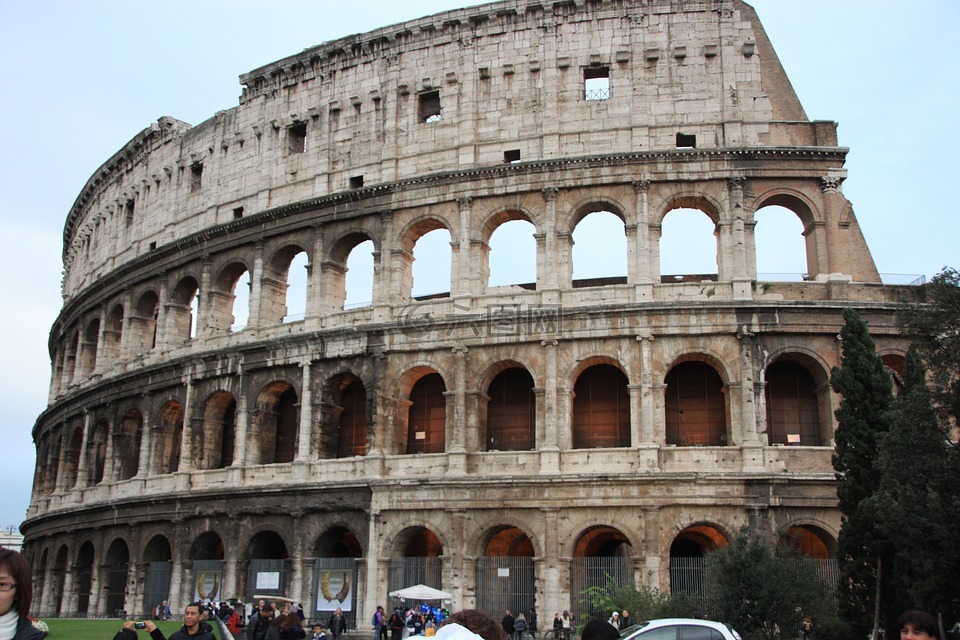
[61,0,826,299]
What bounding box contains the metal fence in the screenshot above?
[476,557,536,623]
[388,557,443,609]
[569,556,632,622]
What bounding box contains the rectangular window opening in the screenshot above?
[419,91,442,123]
[350,175,364,189]
[504,149,521,163]
[233,207,244,219]
[584,67,610,100]
[149,241,157,251]
[190,162,203,192]
[125,200,135,226]
[288,122,307,154]
[676,133,697,149]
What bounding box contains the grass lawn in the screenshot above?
[42,618,226,639]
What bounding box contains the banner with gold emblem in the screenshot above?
[315,569,353,611]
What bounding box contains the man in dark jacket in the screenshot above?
[247,604,275,640]
[501,611,515,640]
[168,603,215,640]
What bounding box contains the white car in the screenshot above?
[618,619,742,640]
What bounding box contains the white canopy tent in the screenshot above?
[388,584,453,602]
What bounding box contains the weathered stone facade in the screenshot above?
[26,0,915,624]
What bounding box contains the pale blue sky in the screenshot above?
[1,1,957,528]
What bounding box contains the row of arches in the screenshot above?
[28,518,837,620]
[52,188,823,398]
[35,350,867,495]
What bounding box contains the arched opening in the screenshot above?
[412,229,452,299]
[406,373,446,454]
[53,545,68,614]
[570,527,633,622]
[190,532,225,605]
[87,419,109,485]
[76,542,96,614]
[337,377,367,458]
[882,353,907,395]
[765,361,822,445]
[315,527,363,558]
[63,424,83,489]
[154,401,184,475]
[199,392,237,469]
[345,240,375,309]
[231,270,251,331]
[79,318,100,377]
[313,527,363,621]
[168,277,200,342]
[665,361,727,446]
[104,539,129,615]
[488,219,537,289]
[114,408,142,480]
[144,535,173,616]
[572,210,627,287]
[572,364,630,448]
[660,207,717,282]
[477,526,536,625]
[755,205,808,281]
[388,527,444,599]
[133,291,160,353]
[486,368,536,451]
[105,304,124,365]
[669,525,728,610]
[284,250,309,322]
[779,525,837,560]
[246,530,290,602]
[254,382,298,465]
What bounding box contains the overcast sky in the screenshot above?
[1,1,957,529]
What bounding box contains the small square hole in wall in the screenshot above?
[419,90,441,123]
[149,241,157,251]
[584,66,610,100]
[233,207,244,219]
[350,175,364,189]
[504,149,521,163]
[676,133,696,149]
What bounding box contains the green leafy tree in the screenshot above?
[868,348,960,631]
[898,267,960,423]
[581,578,696,624]
[705,528,839,640]
[830,308,895,639]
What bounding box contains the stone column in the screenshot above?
[178,379,195,473]
[233,372,251,470]
[118,289,134,362]
[136,397,153,478]
[306,223,325,320]
[94,306,109,374]
[223,528,239,605]
[456,197,474,299]
[195,258,212,339]
[643,507,663,590]
[248,240,265,328]
[75,411,92,488]
[632,179,654,300]
[637,333,656,445]
[364,508,383,619]
[627,384,643,448]
[447,347,468,475]
[727,177,752,298]
[539,339,561,474]
[288,515,306,604]
[540,188,560,294]
[155,273,170,347]
[372,214,393,309]
[540,508,561,619]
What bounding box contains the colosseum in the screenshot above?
[24,0,915,625]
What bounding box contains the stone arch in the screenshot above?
[405,371,446,454]
[763,352,832,446]
[75,540,96,614]
[475,524,537,623]
[388,524,446,558]
[778,523,837,560]
[252,379,299,465]
[190,531,225,561]
[211,261,250,333]
[387,525,445,594]
[52,544,69,614]
[63,423,84,489]
[198,391,237,469]
[144,535,173,562]
[664,355,730,447]
[399,215,454,299]
[87,417,109,485]
[482,210,538,289]
[569,525,636,621]
[483,364,536,452]
[668,522,729,607]
[657,193,723,282]
[169,275,201,342]
[314,525,364,558]
[880,351,907,395]
[264,242,311,325]
[79,316,100,378]
[478,524,536,558]
[105,303,124,365]
[114,407,143,480]
[317,371,369,459]
[753,190,822,280]
[132,290,160,354]
[103,537,130,614]
[142,535,174,614]
[153,400,184,475]
[571,360,631,449]
[569,200,628,287]
[327,230,378,310]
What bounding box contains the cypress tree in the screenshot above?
[830,308,895,639]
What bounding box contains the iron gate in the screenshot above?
[569,556,632,622]
[475,557,535,623]
[144,561,172,618]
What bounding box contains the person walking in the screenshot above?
[328,607,347,640]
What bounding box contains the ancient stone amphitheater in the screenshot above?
[25,0,914,624]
